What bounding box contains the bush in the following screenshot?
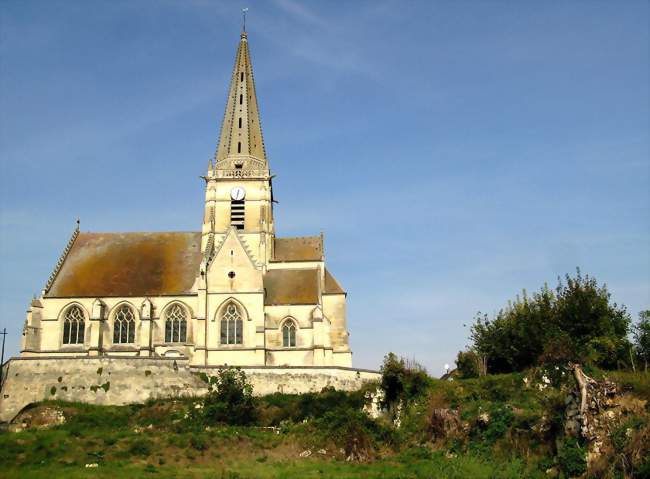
[314,408,392,459]
[128,439,153,457]
[201,368,257,426]
[379,353,430,414]
[258,388,366,426]
[557,438,586,477]
[190,433,209,451]
[456,351,480,378]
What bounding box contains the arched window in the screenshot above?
[220,303,242,345]
[282,320,296,348]
[62,305,85,345]
[165,304,187,343]
[113,305,135,344]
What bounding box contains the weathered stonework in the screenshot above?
[0,357,379,422]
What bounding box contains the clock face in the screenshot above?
[230,186,246,201]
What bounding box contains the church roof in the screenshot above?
[44,232,202,298]
[263,268,320,305]
[272,236,323,262]
[214,31,267,170]
[324,269,345,294]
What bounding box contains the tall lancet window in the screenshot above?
[165,304,187,343]
[220,303,243,345]
[282,320,296,348]
[62,305,85,345]
[113,305,136,344]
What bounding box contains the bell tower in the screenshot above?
[202,31,275,266]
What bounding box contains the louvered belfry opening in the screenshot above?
[230,199,245,229]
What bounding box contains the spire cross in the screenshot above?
[242,8,249,33]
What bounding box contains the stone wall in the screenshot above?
[0,356,379,422]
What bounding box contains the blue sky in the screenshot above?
[1,0,648,374]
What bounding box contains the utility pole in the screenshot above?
[0,328,7,388]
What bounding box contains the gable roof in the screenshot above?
[263,268,319,305]
[45,232,202,298]
[272,236,323,262]
[324,268,345,294]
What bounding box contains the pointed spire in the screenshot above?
[214,32,268,172]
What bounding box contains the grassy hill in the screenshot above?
[0,369,648,479]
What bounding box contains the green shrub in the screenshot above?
[258,388,366,426]
[313,408,392,458]
[456,350,480,378]
[379,353,431,415]
[557,438,586,477]
[484,404,514,443]
[128,439,153,457]
[190,433,209,451]
[201,368,257,426]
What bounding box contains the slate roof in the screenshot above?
[263,268,320,305]
[272,236,323,262]
[45,232,202,297]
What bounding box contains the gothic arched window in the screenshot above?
[165,304,187,343]
[113,305,135,344]
[220,303,242,345]
[62,305,85,345]
[282,320,296,348]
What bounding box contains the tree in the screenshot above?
[633,310,650,371]
[455,350,480,378]
[379,353,429,415]
[467,269,631,373]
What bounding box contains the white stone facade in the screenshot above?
[19,31,354,369]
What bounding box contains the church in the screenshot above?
[20,31,353,369]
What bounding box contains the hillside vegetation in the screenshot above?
[0,365,647,479]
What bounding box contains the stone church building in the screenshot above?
[20,31,353,369]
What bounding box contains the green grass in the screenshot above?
[0,452,544,479]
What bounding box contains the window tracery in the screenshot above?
[113,305,135,344]
[282,320,296,348]
[220,303,242,345]
[165,304,187,343]
[62,305,85,345]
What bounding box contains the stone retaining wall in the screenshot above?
[0,357,379,422]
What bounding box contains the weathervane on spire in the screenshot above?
[242,7,249,33]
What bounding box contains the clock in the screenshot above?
[230,186,246,201]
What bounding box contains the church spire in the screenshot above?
[214,31,268,172]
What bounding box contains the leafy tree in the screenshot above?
[468,269,631,373]
[379,353,430,415]
[633,310,650,371]
[554,270,630,368]
[455,350,480,378]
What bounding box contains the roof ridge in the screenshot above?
[43,224,80,295]
[275,235,321,240]
[77,231,201,235]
